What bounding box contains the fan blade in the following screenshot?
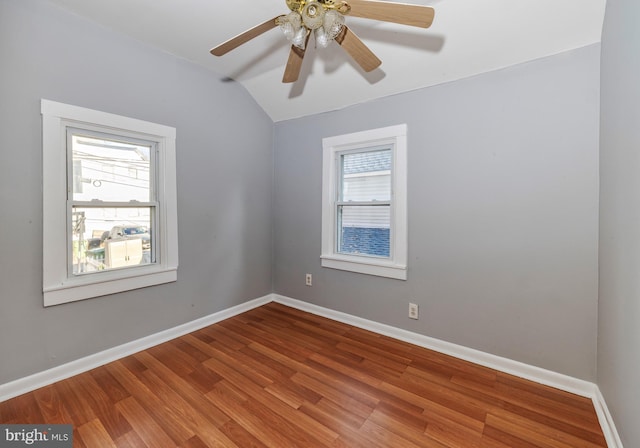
[210,17,279,56]
[282,45,306,83]
[282,32,310,83]
[346,0,435,28]
[335,26,382,72]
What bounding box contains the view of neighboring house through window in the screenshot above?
[321,124,407,280]
[338,148,392,257]
[70,131,156,274]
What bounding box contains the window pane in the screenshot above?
[71,134,151,202]
[71,207,153,274]
[341,149,391,202]
[338,205,390,257]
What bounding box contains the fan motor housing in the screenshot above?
[287,0,341,12]
[286,0,304,11]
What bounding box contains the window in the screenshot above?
[321,124,407,280]
[69,131,155,274]
[42,100,178,306]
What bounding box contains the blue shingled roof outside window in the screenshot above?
[340,227,390,257]
[342,149,391,175]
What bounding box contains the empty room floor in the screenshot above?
[0,302,607,447]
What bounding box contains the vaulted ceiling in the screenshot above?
[47,0,606,122]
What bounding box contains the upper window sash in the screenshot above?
[66,127,158,205]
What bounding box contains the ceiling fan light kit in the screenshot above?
[210,0,435,83]
[276,12,307,49]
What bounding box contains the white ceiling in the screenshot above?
[48,0,606,122]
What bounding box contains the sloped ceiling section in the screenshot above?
[48,0,606,122]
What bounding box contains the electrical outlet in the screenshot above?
[305,273,312,286]
[408,303,419,320]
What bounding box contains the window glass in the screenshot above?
[71,133,151,202]
[338,148,392,257]
[69,132,156,275]
[71,207,152,274]
[338,205,391,257]
[340,149,391,202]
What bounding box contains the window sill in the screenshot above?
[43,266,177,307]
[321,255,407,280]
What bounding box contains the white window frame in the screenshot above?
[42,99,178,306]
[321,124,408,280]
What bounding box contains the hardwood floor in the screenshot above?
[0,302,607,447]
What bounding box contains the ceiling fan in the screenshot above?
[210,0,435,83]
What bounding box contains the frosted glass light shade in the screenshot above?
[277,12,307,49]
[315,10,345,48]
[302,2,326,30]
[292,26,308,49]
[315,26,329,48]
[324,11,344,39]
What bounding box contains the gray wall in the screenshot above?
[0,0,273,384]
[274,45,601,380]
[599,0,640,445]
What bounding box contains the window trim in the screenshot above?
[42,99,178,306]
[321,124,408,280]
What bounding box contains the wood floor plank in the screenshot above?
[90,367,131,404]
[218,419,269,448]
[358,418,431,448]
[391,370,493,422]
[239,344,297,378]
[137,369,236,447]
[500,401,608,445]
[494,381,601,431]
[115,396,177,447]
[77,418,118,448]
[0,303,607,448]
[53,377,97,426]
[367,407,430,446]
[71,372,133,441]
[299,397,367,433]
[113,430,148,448]
[479,433,519,448]
[486,410,607,448]
[131,351,232,430]
[291,372,377,420]
[32,385,75,424]
[105,361,197,444]
[147,340,200,378]
[179,435,211,448]
[265,302,351,335]
[198,322,252,349]
[220,318,313,362]
[373,400,429,433]
[184,334,282,388]
[203,354,339,446]
[186,363,224,394]
[206,380,319,448]
[496,372,597,411]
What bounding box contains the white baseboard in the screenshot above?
[272,294,623,448]
[0,293,623,447]
[592,387,625,448]
[0,294,272,403]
